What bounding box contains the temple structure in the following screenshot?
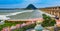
[39,6,60,17]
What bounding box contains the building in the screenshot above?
[39,6,60,17]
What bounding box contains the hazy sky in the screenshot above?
[0,0,59,8]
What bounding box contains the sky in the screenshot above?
[0,0,59,8]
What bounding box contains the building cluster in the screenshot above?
[40,6,60,17]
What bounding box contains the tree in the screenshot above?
[42,14,56,27]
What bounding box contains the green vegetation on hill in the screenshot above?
[25,4,37,10]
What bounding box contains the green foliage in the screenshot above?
[14,23,36,31]
[0,21,26,31]
[26,4,37,10]
[0,20,2,22]
[14,28,25,31]
[0,20,36,31]
[5,21,26,24]
[42,14,56,27]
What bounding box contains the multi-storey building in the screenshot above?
[39,6,60,17]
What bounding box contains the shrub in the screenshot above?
[13,23,36,31]
[0,21,26,31]
[42,14,56,27]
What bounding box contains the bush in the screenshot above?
[5,21,26,24]
[42,14,56,27]
[0,21,26,31]
[13,23,36,31]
